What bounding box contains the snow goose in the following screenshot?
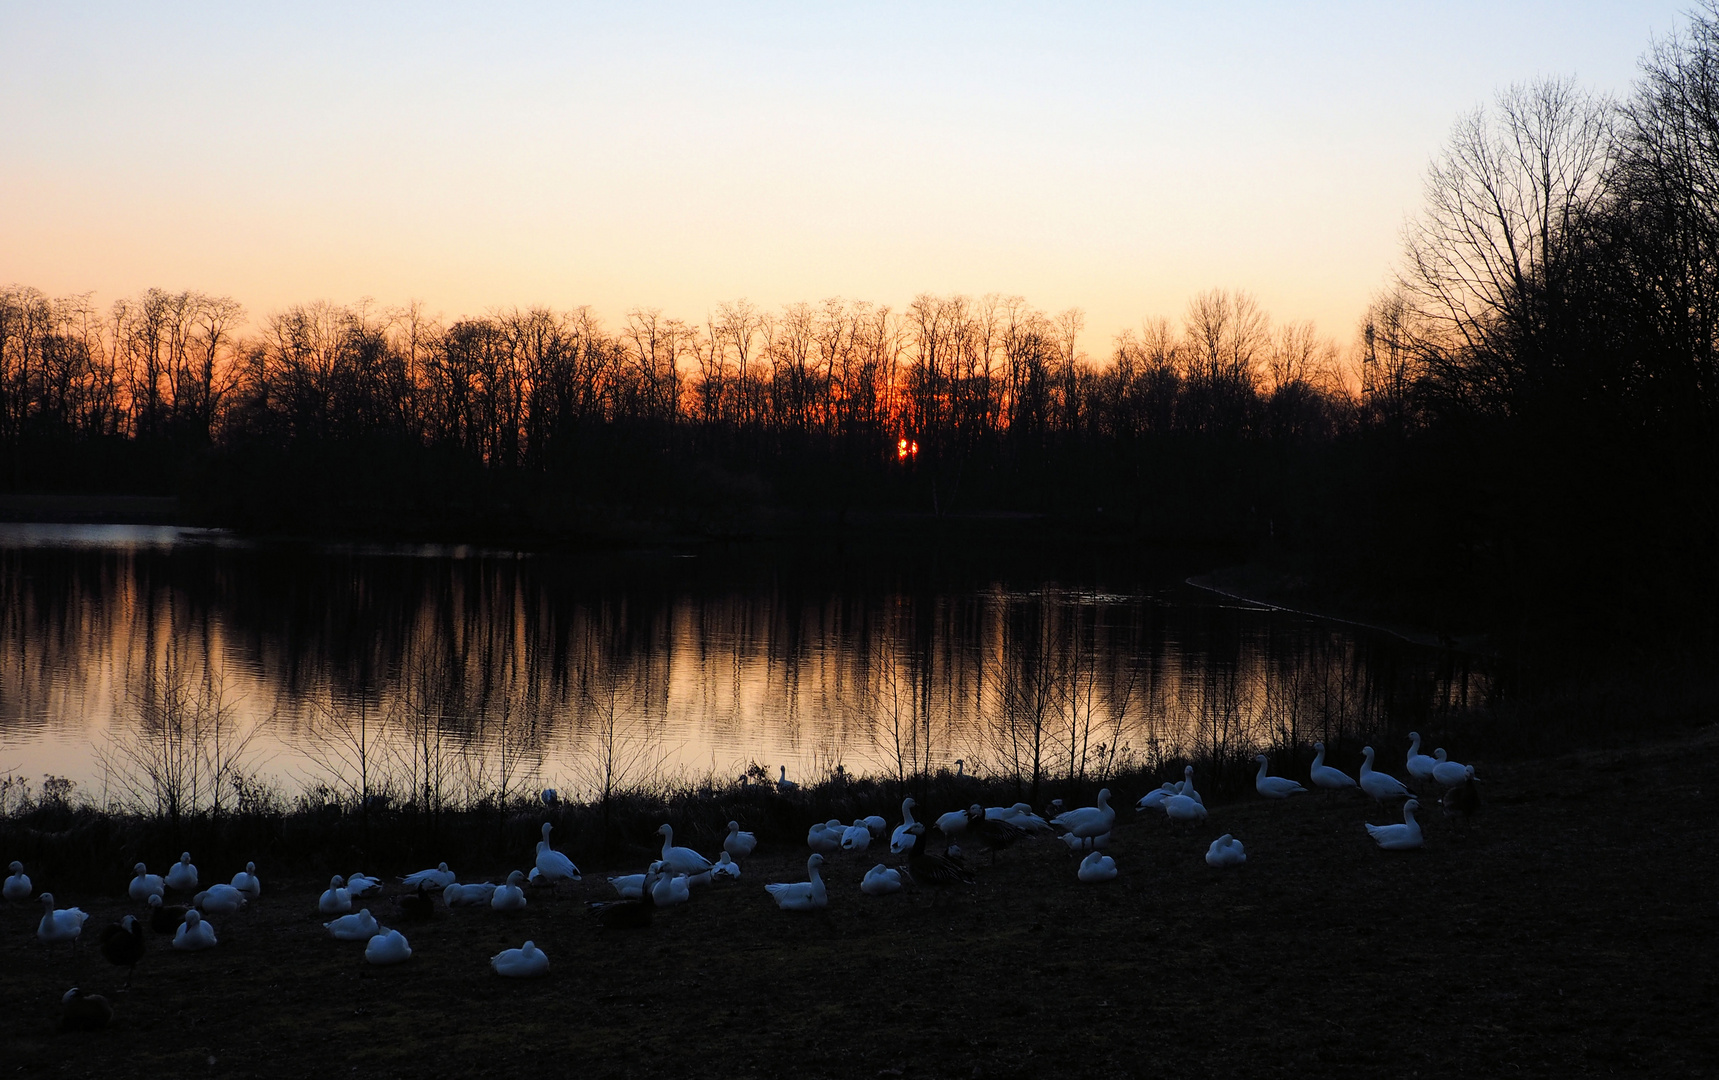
[443,881,497,908]
[229,861,261,901]
[607,872,648,900]
[657,824,713,877]
[807,820,844,855]
[1057,830,1112,851]
[364,927,411,965]
[1431,749,1471,788]
[1051,789,1116,840]
[147,894,187,935]
[1309,742,1358,791]
[99,915,146,986]
[987,803,1054,833]
[650,865,692,908]
[1365,799,1424,850]
[60,988,114,1032]
[861,814,887,838]
[1254,755,1308,799]
[1359,746,1414,803]
[1205,834,1247,868]
[346,873,382,899]
[318,876,353,915]
[1078,851,1118,882]
[1406,732,1437,783]
[164,852,198,893]
[324,908,379,941]
[890,798,920,854]
[37,893,88,948]
[400,862,455,890]
[840,821,873,852]
[1135,783,1179,811]
[724,821,758,859]
[4,860,31,901]
[491,871,528,911]
[1163,769,1207,822]
[934,806,971,841]
[860,864,903,896]
[711,851,742,881]
[536,823,582,883]
[491,940,549,978]
[765,853,827,911]
[172,908,216,950]
[194,884,247,917]
[776,765,799,792]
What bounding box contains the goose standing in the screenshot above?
[765,853,827,911]
[1077,851,1118,882]
[535,822,581,883]
[318,876,352,915]
[711,852,742,881]
[4,860,32,901]
[1254,755,1308,799]
[324,908,380,941]
[860,864,903,896]
[400,863,455,890]
[98,916,146,987]
[194,884,247,917]
[60,988,114,1032]
[1406,732,1437,783]
[1365,799,1424,850]
[491,870,528,911]
[840,821,873,853]
[1205,834,1247,867]
[164,852,198,893]
[1359,746,1414,804]
[657,824,713,877]
[172,909,217,950]
[1431,749,1472,788]
[934,806,971,847]
[491,940,549,978]
[1163,768,1207,822]
[229,861,261,901]
[364,927,411,965]
[723,821,758,859]
[37,893,88,949]
[1309,742,1358,791]
[443,881,498,907]
[890,797,920,854]
[1051,789,1116,840]
[776,765,798,792]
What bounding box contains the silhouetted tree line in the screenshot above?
[3,6,1717,649]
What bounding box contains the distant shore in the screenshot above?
[0,494,185,526]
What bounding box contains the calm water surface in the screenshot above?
[0,525,1487,807]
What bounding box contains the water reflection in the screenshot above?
[0,526,1487,807]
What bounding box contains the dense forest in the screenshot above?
[3,9,1717,653]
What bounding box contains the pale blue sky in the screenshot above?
[0,1,1697,353]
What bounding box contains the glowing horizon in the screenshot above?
[0,2,1694,359]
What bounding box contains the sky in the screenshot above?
[0,1,1699,357]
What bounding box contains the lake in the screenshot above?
[0,524,1486,810]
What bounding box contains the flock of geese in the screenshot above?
[9,733,1480,1031]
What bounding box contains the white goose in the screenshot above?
[346,873,382,898]
[776,765,798,792]
[1163,769,1207,822]
[860,864,902,896]
[491,939,549,978]
[443,881,497,907]
[491,871,528,911]
[172,908,216,950]
[657,824,713,877]
[400,863,455,890]
[986,803,1053,833]
[229,861,261,901]
[536,823,581,883]
[1254,755,1308,799]
[128,863,165,904]
[1406,732,1438,783]
[1077,852,1118,882]
[37,893,88,946]
[934,806,971,840]
[840,821,873,852]
[1205,834,1247,867]
[607,872,649,900]
[1309,742,1358,790]
[1359,746,1414,803]
[650,864,691,908]
[1366,798,1424,850]
[194,884,247,917]
[890,798,920,854]
[711,852,742,881]
[723,821,758,859]
[1135,783,1179,811]
[4,860,31,901]
[765,853,827,911]
[324,908,379,941]
[318,875,352,915]
[861,815,888,838]
[1052,789,1116,839]
[364,927,411,965]
[807,820,844,855]
[165,852,198,892]
[1432,749,1471,787]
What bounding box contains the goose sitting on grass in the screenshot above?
[1205,834,1247,867]
[840,821,873,853]
[443,881,498,908]
[491,940,549,978]
[1254,755,1308,799]
[807,820,845,855]
[400,863,455,890]
[651,865,692,908]
[194,884,247,917]
[324,908,379,941]
[172,909,216,951]
[37,894,88,949]
[1365,799,1424,851]
[1309,742,1358,791]
[345,873,382,899]
[164,852,198,893]
[318,876,352,915]
[724,821,758,859]
[1163,768,1207,823]
[491,870,528,911]
[364,927,411,965]
[765,853,827,911]
[711,852,742,881]
[60,988,114,1032]
[229,861,261,901]
[1077,851,1118,882]
[5,860,32,902]
[128,863,163,904]
[860,864,903,896]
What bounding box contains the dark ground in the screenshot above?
[3,729,1715,1079]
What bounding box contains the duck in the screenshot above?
[194,884,247,917]
[318,875,352,915]
[4,860,31,901]
[711,852,742,881]
[1254,755,1308,799]
[1205,834,1247,867]
[589,866,657,929]
[172,908,217,950]
[443,881,498,907]
[229,861,261,900]
[765,853,827,911]
[1366,798,1424,850]
[147,894,188,935]
[345,872,382,898]
[890,797,920,854]
[1077,851,1118,882]
[37,893,88,947]
[840,821,873,852]
[491,939,549,978]
[324,908,379,941]
[650,864,692,908]
[1135,783,1179,811]
[364,927,411,965]
[1309,742,1358,790]
[1406,732,1438,783]
[807,820,845,855]
[657,824,712,877]
[1359,746,1414,803]
[1432,749,1472,787]
[724,821,758,859]
[535,823,581,883]
[400,862,455,890]
[98,915,146,986]
[491,870,528,911]
[1441,766,1481,828]
[776,765,798,792]
[904,822,975,894]
[60,987,114,1032]
[1051,789,1116,839]
[860,864,903,896]
[164,852,198,893]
